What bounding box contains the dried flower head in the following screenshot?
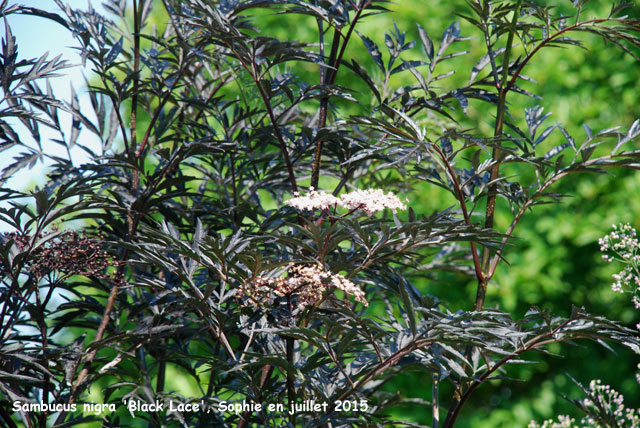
[239,263,367,312]
[1,229,117,281]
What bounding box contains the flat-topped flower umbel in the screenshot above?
[285,188,341,212]
[285,187,406,215]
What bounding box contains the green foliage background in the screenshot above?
[247,0,640,426]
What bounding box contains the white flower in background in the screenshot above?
[599,223,640,385]
[527,415,576,428]
[599,223,640,297]
[285,187,406,216]
[530,226,640,428]
[528,380,640,428]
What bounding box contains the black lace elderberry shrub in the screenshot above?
[0,1,640,427]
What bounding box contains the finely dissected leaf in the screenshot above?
[357,31,385,73]
[438,22,459,57]
[417,24,434,63]
[613,118,640,153]
[469,47,506,84]
[104,35,123,66]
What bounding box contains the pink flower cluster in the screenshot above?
[239,264,367,312]
[285,188,341,212]
[285,187,406,216]
[339,188,407,215]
